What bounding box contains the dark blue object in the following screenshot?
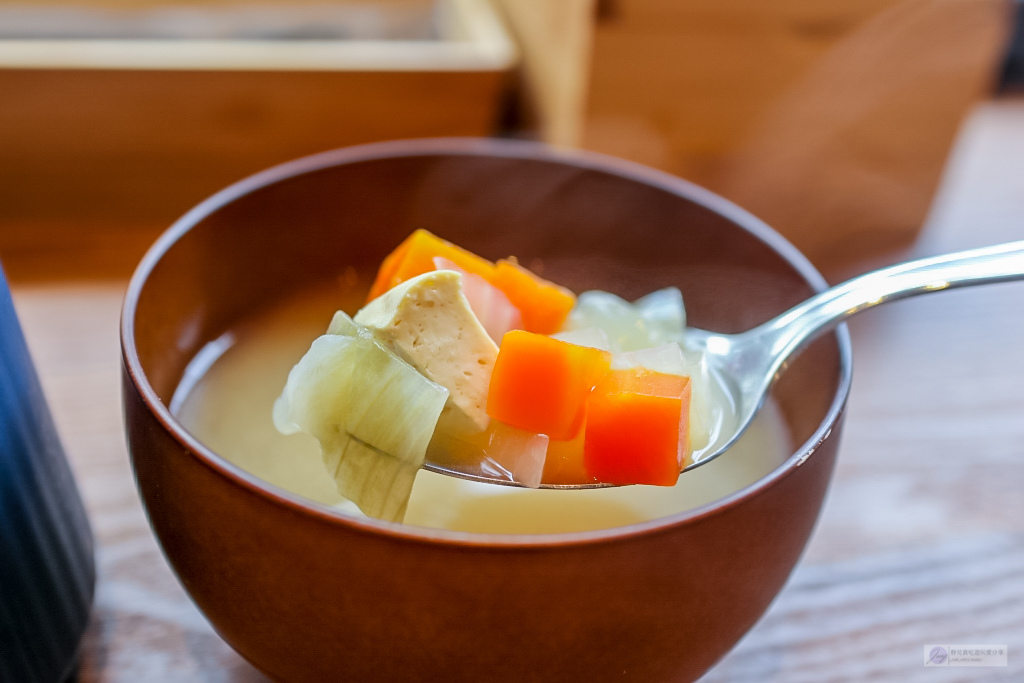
[999,0,1024,92]
[0,263,95,682]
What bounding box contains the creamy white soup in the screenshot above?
[174,283,794,534]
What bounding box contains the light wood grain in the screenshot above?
[504,0,1011,269]
[9,99,1024,681]
[0,220,165,282]
[711,0,1012,268]
[0,0,428,6]
[491,0,594,146]
[0,67,502,213]
[0,0,514,236]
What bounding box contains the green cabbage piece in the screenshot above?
[274,312,448,522]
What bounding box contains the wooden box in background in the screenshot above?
[0,0,514,279]
[496,0,1011,270]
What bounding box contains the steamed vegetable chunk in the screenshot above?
[486,330,611,440]
[561,288,716,458]
[550,327,612,351]
[433,257,523,342]
[564,288,685,352]
[584,369,691,486]
[490,259,575,335]
[275,228,732,505]
[355,270,498,433]
[541,424,594,485]
[368,229,575,334]
[612,343,712,454]
[273,316,448,522]
[481,421,549,489]
[368,229,494,301]
[425,419,550,489]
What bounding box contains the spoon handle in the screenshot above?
[753,239,1024,370]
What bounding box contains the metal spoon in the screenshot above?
[424,240,1024,488]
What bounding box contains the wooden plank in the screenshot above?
[491,0,595,145]
[0,0,515,70]
[709,0,1013,269]
[0,68,503,214]
[704,535,1024,682]
[0,220,164,282]
[0,0,514,236]
[0,0,428,6]
[503,0,1012,268]
[0,67,505,281]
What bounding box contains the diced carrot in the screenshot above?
[486,331,611,440]
[492,260,576,334]
[368,229,495,300]
[434,257,523,342]
[368,232,415,300]
[541,423,596,485]
[584,369,691,486]
[367,230,576,334]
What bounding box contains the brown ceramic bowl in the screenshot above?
[121,138,852,682]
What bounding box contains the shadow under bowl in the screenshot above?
[121,138,852,683]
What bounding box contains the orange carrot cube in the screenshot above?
[492,260,576,334]
[541,423,596,485]
[486,331,611,440]
[368,233,414,300]
[368,229,495,300]
[367,231,576,335]
[584,369,691,486]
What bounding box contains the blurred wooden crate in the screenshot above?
[495,0,1011,269]
[0,0,515,271]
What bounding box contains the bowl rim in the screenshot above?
[121,136,853,548]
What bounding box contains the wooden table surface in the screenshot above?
[9,100,1024,682]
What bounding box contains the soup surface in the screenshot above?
[174,283,794,534]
